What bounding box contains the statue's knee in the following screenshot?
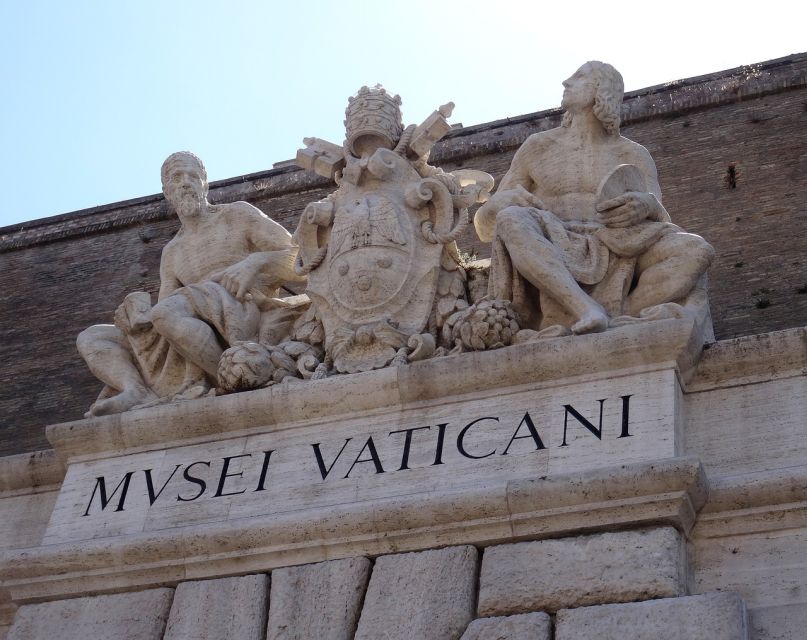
[77,325,107,354]
[76,327,94,353]
[150,300,177,334]
[496,206,535,240]
[681,233,715,267]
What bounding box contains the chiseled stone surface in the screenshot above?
[295,85,493,376]
[461,612,552,639]
[7,588,173,640]
[266,557,370,640]
[163,574,268,640]
[555,591,748,639]
[475,61,713,338]
[479,526,685,615]
[354,545,478,640]
[77,151,304,418]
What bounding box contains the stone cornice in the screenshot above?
[693,465,807,539]
[0,450,64,498]
[45,318,704,464]
[0,456,707,603]
[687,326,807,392]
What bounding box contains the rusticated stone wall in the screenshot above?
[1,53,806,455]
[5,532,751,640]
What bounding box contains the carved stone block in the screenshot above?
[478,527,686,615]
[296,137,346,180]
[461,612,552,640]
[266,557,371,640]
[164,574,269,640]
[354,545,478,640]
[554,592,749,640]
[7,588,173,640]
[409,102,455,158]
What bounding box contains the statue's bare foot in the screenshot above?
[86,387,158,417]
[571,307,609,335]
[172,380,211,402]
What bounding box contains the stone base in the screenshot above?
[461,612,551,640]
[7,589,173,640]
[555,591,749,640]
[478,526,686,616]
[164,574,268,640]
[354,546,477,640]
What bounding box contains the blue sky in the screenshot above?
[0,0,805,227]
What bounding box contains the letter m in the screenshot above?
[82,472,134,516]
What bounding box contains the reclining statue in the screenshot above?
[77,151,305,416]
[474,61,714,337]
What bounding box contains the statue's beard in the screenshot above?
[175,190,205,219]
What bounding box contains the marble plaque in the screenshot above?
[43,368,680,545]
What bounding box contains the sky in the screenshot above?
[0,0,805,228]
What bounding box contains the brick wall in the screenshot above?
[1,54,805,456]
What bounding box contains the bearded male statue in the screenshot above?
[77,151,305,416]
[474,61,714,337]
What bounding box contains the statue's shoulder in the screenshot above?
[617,135,653,159]
[524,129,560,148]
[212,200,264,218]
[159,232,181,269]
[513,129,557,161]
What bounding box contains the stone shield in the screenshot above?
[303,149,452,371]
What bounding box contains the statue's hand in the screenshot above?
[212,255,263,301]
[596,191,658,228]
[114,292,153,333]
[475,185,545,243]
[113,302,130,332]
[490,185,546,213]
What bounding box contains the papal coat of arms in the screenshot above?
[292,85,494,374]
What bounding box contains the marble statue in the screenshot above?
[77,151,305,416]
[76,67,717,416]
[293,85,494,374]
[474,62,715,338]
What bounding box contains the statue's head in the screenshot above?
[161,151,208,218]
[344,85,404,157]
[561,61,623,136]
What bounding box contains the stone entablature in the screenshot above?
[0,325,805,639]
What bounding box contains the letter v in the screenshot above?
[144,465,182,505]
[311,439,352,480]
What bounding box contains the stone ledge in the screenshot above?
[0,456,706,604]
[46,318,703,464]
[6,588,174,640]
[694,464,807,538]
[478,527,686,616]
[554,591,749,640]
[0,450,65,498]
[686,326,807,392]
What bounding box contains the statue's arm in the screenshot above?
[474,137,542,243]
[242,205,305,284]
[597,144,672,226]
[157,244,182,301]
[211,204,304,301]
[632,145,671,223]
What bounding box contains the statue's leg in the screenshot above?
[151,295,223,378]
[496,206,607,334]
[626,232,715,317]
[76,324,157,416]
